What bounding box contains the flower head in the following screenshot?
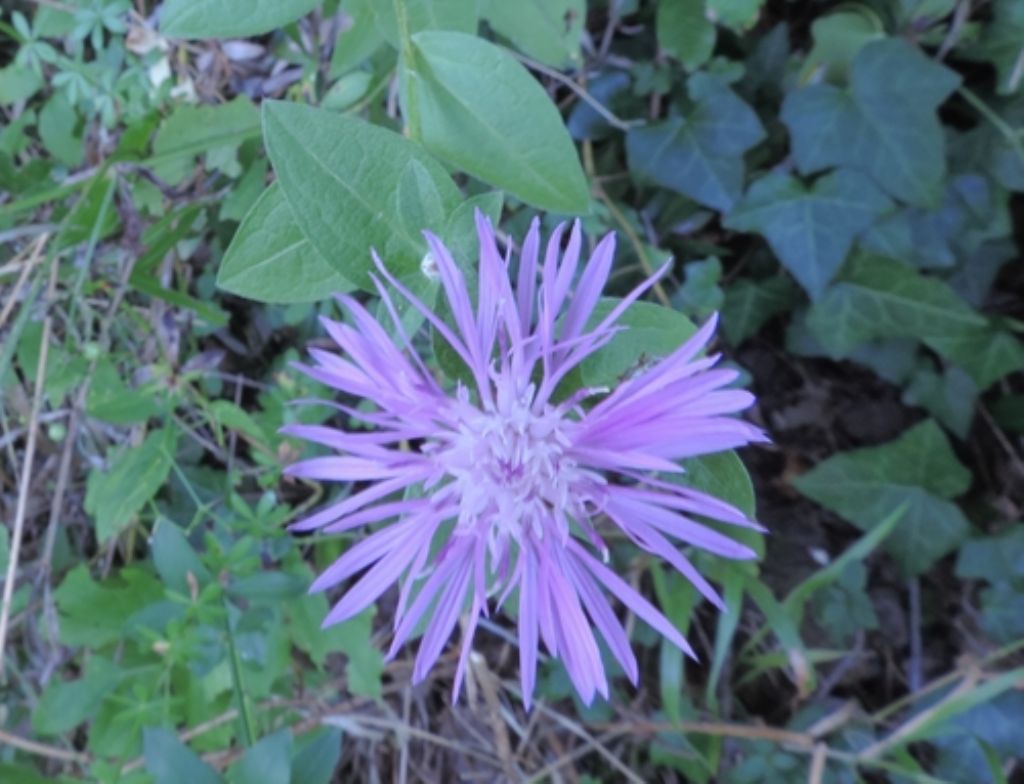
[284,212,767,707]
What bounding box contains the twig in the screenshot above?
[0,727,90,766]
[0,245,56,684]
[512,52,641,132]
[907,578,923,693]
[0,235,47,332]
[582,141,672,306]
[807,742,827,784]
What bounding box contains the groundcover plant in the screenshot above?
[1,1,1022,782]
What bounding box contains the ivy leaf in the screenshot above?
[657,0,716,71]
[724,170,892,298]
[626,74,764,211]
[803,253,1022,389]
[781,38,960,206]
[217,183,356,303]
[721,275,799,344]
[793,420,971,575]
[402,30,590,214]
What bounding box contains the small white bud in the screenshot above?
[421,251,439,281]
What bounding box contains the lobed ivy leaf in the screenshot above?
[626,74,765,211]
[793,419,971,575]
[657,0,716,72]
[721,275,799,344]
[781,38,960,207]
[402,30,590,214]
[627,74,764,212]
[804,253,1023,388]
[724,170,892,298]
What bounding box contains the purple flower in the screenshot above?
[283,212,767,707]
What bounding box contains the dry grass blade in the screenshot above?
[0,243,55,684]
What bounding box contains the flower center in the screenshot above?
[432,395,583,561]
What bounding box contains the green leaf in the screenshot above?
[218,183,355,303]
[926,324,1024,391]
[800,7,884,82]
[672,257,723,320]
[574,298,699,390]
[85,428,178,543]
[724,170,892,298]
[802,253,1021,389]
[483,0,585,68]
[793,420,971,575]
[152,96,260,185]
[956,526,1024,583]
[38,92,83,167]
[372,0,478,47]
[402,30,590,214]
[32,657,121,736]
[160,0,319,38]
[657,0,716,71]
[964,0,1024,94]
[151,518,210,595]
[86,361,162,424]
[143,728,222,784]
[680,451,756,520]
[707,0,764,30]
[721,275,799,344]
[291,728,342,784]
[54,565,164,647]
[902,365,977,439]
[781,38,960,206]
[262,102,462,288]
[803,252,984,354]
[627,74,764,212]
[227,730,291,784]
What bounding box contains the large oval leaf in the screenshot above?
[217,183,355,303]
[402,30,590,215]
[160,0,319,39]
[262,101,462,288]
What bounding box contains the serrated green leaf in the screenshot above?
[262,102,462,288]
[657,0,716,71]
[32,657,121,736]
[152,96,260,185]
[483,0,585,68]
[85,428,178,543]
[54,565,164,647]
[217,183,355,304]
[143,728,222,784]
[724,170,892,298]
[781,38,960,206]
[402,31,590,214]
[793,420,971,575]
[627,74,764,212]
[160,0,319,38]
